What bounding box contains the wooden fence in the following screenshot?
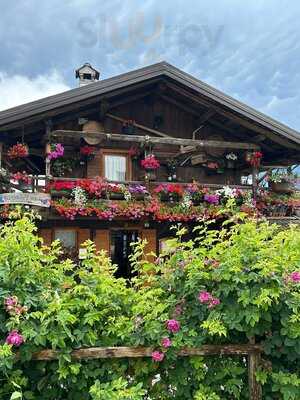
[31,343,262,400]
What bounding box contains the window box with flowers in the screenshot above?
[185,184,204,206]
[46,181,76,198]
[128,184,149,201]
[154,184,184,203]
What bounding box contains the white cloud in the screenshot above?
[0,71,70,111]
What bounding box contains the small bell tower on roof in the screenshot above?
[75,63,100,87]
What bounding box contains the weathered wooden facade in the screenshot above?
[0,62,299,276]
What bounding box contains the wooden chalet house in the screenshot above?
[0,62,299,278]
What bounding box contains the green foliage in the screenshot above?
[0,213,300,398]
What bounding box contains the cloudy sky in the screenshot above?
[1,0,300,131]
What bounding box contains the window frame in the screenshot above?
[100,149,132,181]
[53,228,78,250]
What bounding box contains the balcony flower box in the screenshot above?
[154,184,183,203]
[128,184,148,201]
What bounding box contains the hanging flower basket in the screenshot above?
[7,143,29,159]
[246,151,263,168]
[79,146,96,164]
[141,155,160,170]
[270,181,294,194]
[225,153,238,169]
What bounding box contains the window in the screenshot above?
[104,154,128,181]
[54,229,77,249]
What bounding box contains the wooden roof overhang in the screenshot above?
[0,62,298,165]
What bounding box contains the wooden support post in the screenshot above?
[45,120,52,184]
[0,143,3,170]
[252,166,258,200]
[248,351,262,400]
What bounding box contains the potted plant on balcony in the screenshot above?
[268,168,297,194]
[141,154,160,181]
[154,184,183,203]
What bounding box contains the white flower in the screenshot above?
[181,194,192,209]
[72,186,87,207]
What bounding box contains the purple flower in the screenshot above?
[161,337,172,348]
[204,194,220,205]
[128,184,148,194]
[152,351,164,362]
[166,319,180,333]
[6,330,24,347]
[47,143,64,160]
[290,271,300,283]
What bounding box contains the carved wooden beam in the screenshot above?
[51,129,260,150]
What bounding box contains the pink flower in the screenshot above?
[166,319,180,333]
[198,291,212,303]
[6,330,24,347]
[290,272,300,283]
[152,351,164,362]
[208,298,221,308]
[4,296,18,308]
[161,337,172,348]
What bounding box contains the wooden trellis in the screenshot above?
[31,344,262,400]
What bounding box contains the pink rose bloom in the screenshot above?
[161,337,172,348]
[6,330,24,347]
[4,296,18,308]
[152,351,164,362]
[166,319,180,333]
[290,272,300,283]
[198,291,212,303]
[208,297,221,308]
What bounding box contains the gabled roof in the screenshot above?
[0,61,299,146]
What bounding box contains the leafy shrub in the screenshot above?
[0,212,300,399]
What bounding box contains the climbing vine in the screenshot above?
[0,212,300,399]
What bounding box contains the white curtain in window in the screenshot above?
[105,155,126,181]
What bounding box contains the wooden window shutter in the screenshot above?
[94,230,110,254]
[39,229,52,247]
[141,229,157,261]
[77,229,90,247]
